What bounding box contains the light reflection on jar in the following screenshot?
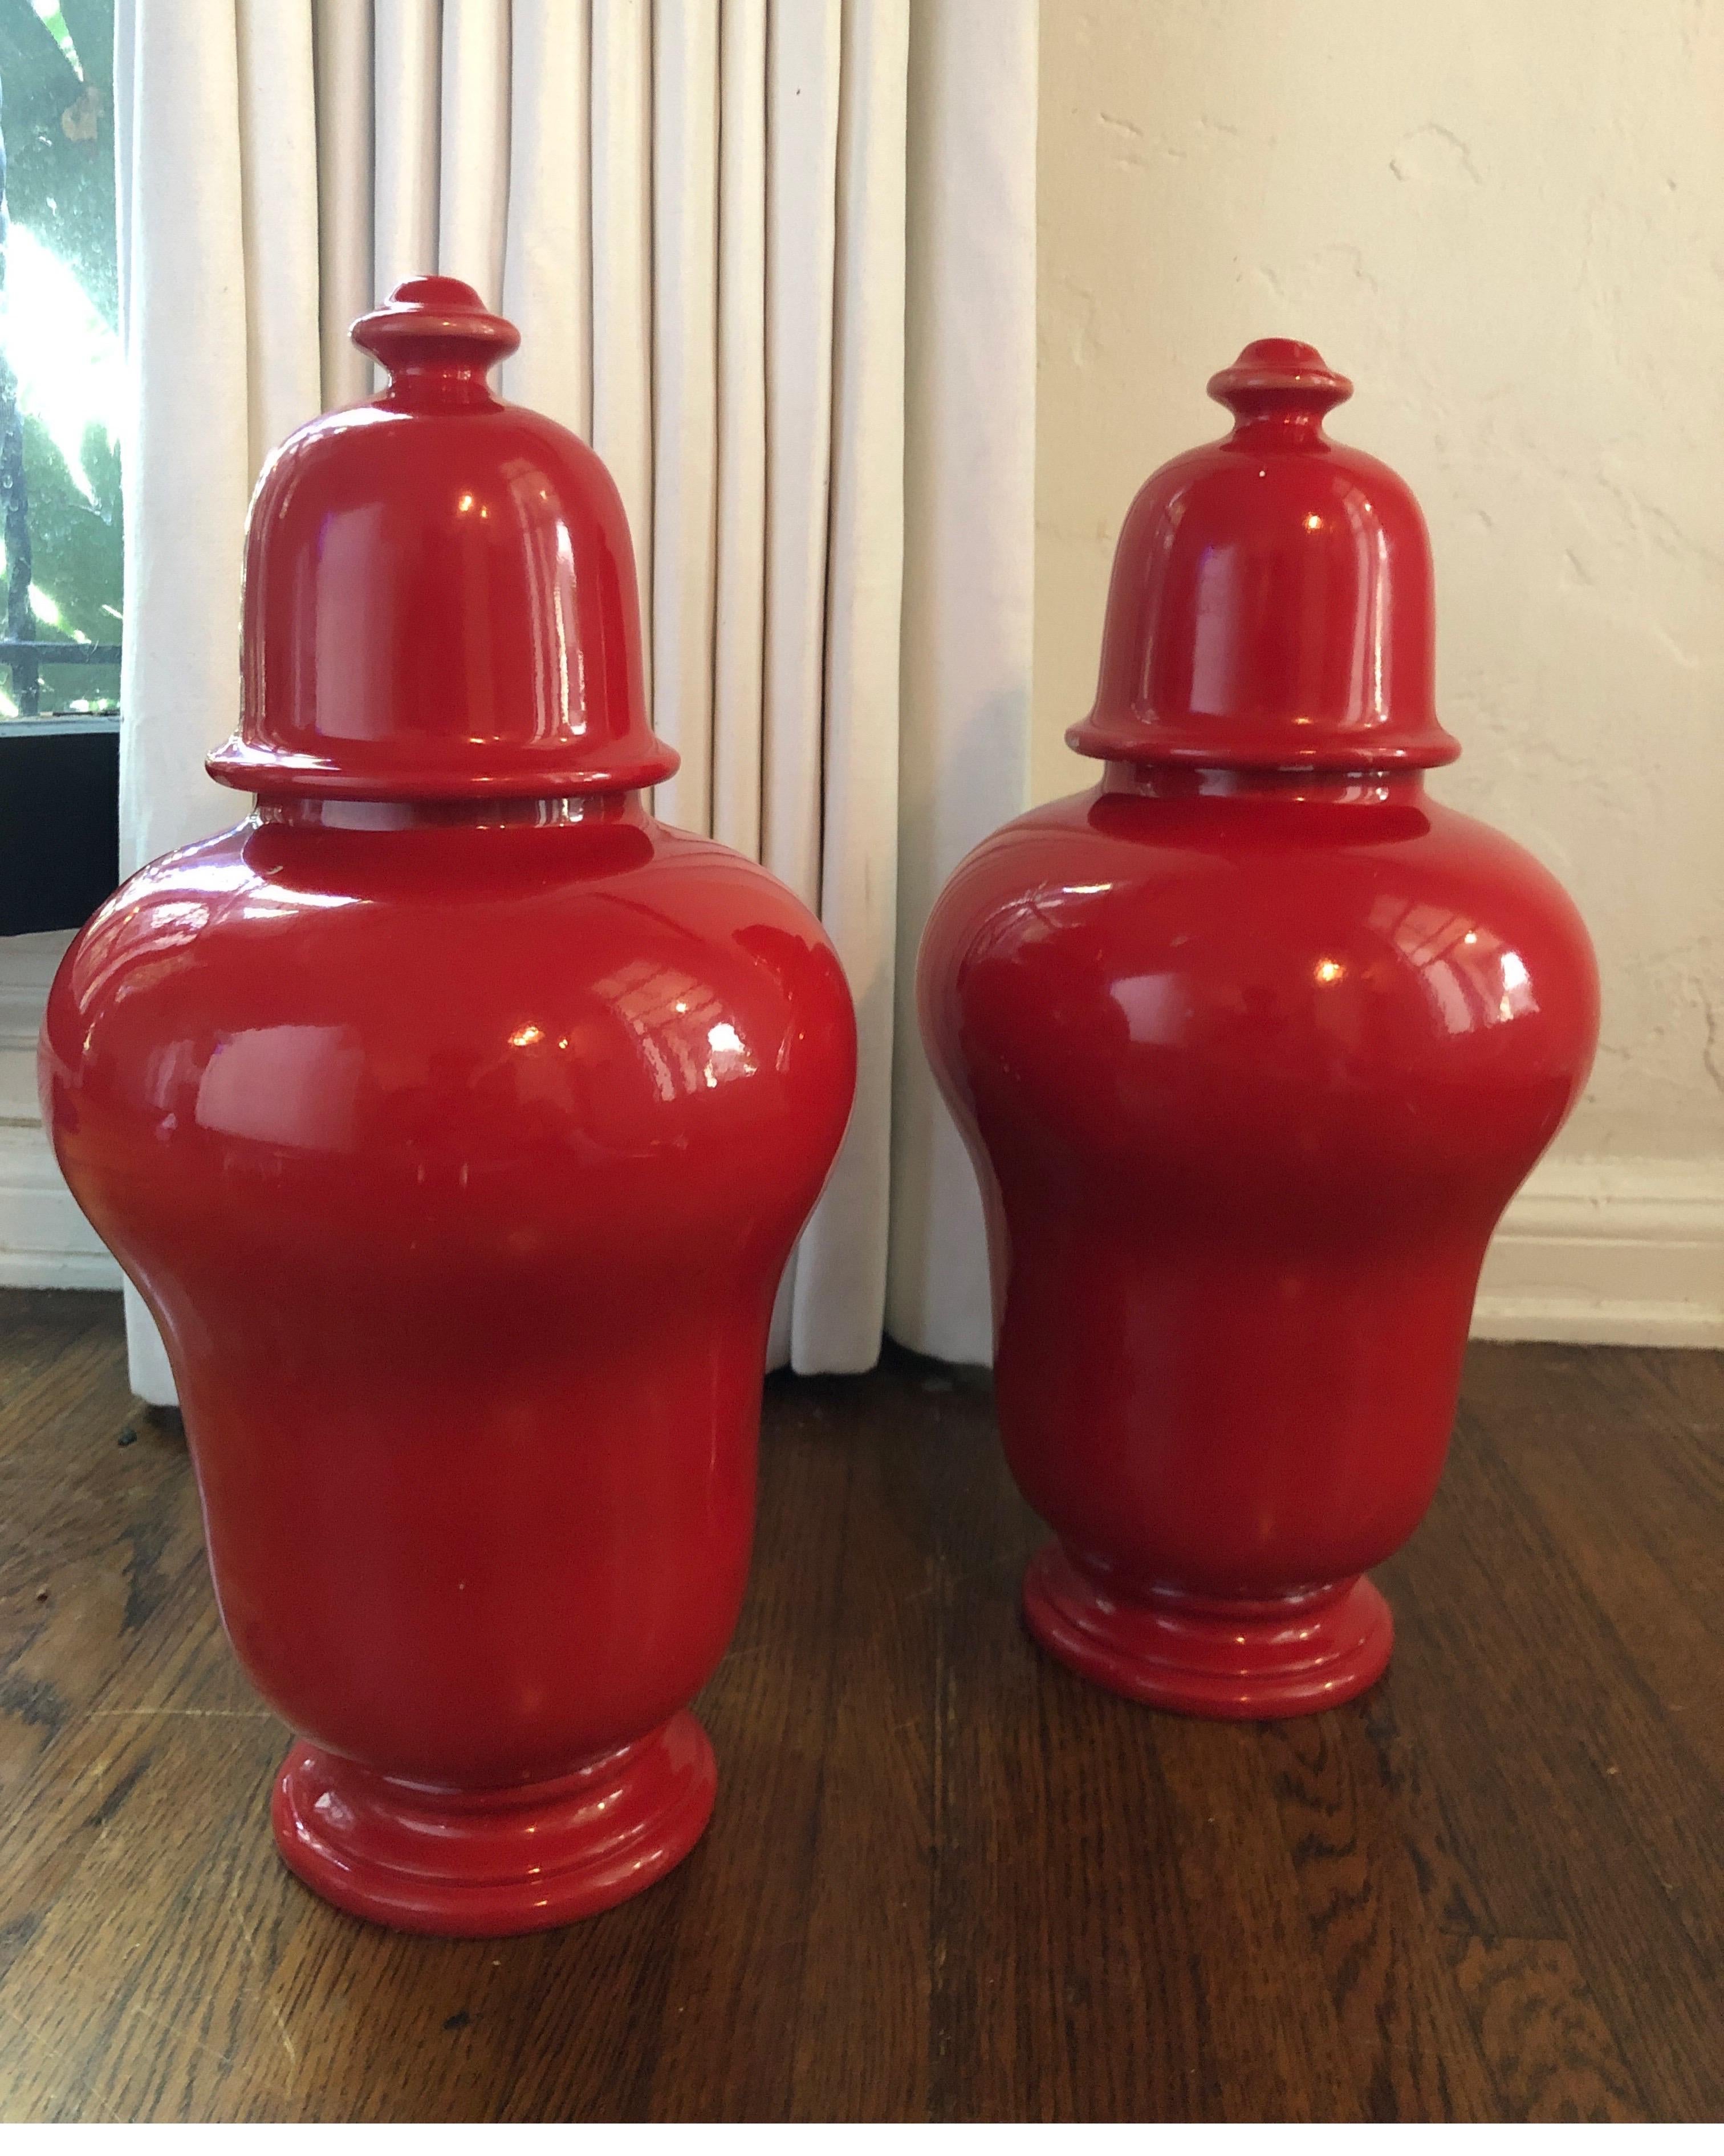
[1369,892,1540,1035]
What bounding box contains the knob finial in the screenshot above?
[351,276,520,381]
[1207,337,1352,431]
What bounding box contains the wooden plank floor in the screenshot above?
[1,1287,1719,2122]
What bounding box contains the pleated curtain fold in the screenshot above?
[115,0,1036,1402]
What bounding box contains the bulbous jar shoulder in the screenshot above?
[43,808,856,1239]
[919,779,1599,1191]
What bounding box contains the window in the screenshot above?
[0,0,120,934]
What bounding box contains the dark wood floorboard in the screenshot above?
[0,1289,1718,2121]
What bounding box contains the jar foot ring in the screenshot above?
[271,1710,716,1935]
[1023,1543,1393,1719]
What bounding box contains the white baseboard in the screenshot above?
[0,1140,1717,1349]
[0,933,121,1289]
[0,1134,1718,1349]
[0,1122,123,1289]
[3,931,1721,1357]
[0,929,71,1123]
[1473,1156,1724,1349]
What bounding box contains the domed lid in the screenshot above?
[208,276,677,800]
[1068,339,1458,771]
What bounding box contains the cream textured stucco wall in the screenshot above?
[1035,0,1723,1163]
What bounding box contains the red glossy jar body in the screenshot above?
[45,799,851,1761]
[918,344,1598,1716]
[39,283,857,1929]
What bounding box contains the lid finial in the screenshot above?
[1207,337,1352,433]
[351,276,521,386]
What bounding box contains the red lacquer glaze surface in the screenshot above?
[40,280,857,1929]
[918,341,1597,1718]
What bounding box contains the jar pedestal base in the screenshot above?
[271,1710,716,1935]
[1022,1543,1393,1719]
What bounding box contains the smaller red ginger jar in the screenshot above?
[917,339,1599,1718]
[39,279,857,1930]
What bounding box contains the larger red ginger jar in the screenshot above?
[917,339,1597,1718]
[39,278,856,1930]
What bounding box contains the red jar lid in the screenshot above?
[1068,339,1459,772]
[209,276,677,800]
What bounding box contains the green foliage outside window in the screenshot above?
[0,0,121,718]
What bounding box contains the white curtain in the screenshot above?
[114,0,1036,1404]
